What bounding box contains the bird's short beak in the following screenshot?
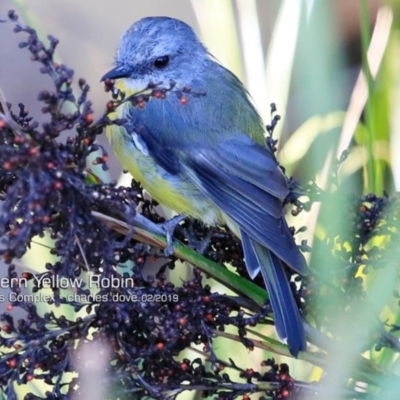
[100,66,130,81]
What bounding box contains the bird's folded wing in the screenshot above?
[196,134,289,200]
[181,148,306,274]
[132,124,306,274]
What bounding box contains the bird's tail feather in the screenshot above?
[241,230,306,357]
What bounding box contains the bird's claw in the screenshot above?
[162,214,186,256]
[161,215,213,256]
[183,224,214,255]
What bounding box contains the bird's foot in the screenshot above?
[162,214,186,256]
[183,223,214,255]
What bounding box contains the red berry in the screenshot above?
[156,342,164,351]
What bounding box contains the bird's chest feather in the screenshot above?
[106,110,220,224]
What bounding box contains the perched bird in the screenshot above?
[102,17,307,356]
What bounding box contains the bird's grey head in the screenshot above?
[102,17,208,85]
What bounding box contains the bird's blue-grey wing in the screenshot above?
[180,138,307,275]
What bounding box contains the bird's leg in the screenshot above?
[196,227,214,254]
[112,207,184,257]
[183,221,214,255]
[131,212,165,236]
[162,214,186,256]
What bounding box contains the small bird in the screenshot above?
[102,17,307,356]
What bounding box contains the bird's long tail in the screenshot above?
[241,230,306,357]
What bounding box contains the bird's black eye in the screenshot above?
[154,56,169,69]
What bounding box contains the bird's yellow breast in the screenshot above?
[106,87,222,225]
